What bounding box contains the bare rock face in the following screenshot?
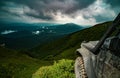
[0,43,5,47]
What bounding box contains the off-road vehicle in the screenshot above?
[75,13,120,78]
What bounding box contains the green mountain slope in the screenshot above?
[0,47,52,78]
[30,21,112,60]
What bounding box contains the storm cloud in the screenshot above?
[0,0,120,25]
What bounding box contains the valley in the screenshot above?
[0,21,112,78]
[0,23,84,50]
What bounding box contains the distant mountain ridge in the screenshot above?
[0,23,84,49]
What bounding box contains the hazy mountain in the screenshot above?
[0,23,84,49]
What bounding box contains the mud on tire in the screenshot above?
[75,57,88,78]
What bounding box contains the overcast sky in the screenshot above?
[0,0,120,26]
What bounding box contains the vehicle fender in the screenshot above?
[76,41,98,78]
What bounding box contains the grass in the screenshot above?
[0,47,52,78]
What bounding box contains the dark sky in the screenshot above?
[0,0,120,26]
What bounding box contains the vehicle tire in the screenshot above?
[75,57,88,78]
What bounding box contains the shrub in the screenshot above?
[32,59,75,78]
